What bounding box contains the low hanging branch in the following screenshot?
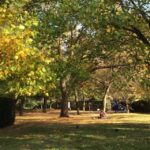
[111,23,150,47]
[118,0,150,46]
[129,0,150,27]
[89,63,131,72]
[126,26,150,47]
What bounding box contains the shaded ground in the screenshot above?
[0,110,150,150]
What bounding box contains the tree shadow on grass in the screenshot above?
[0,122,150,150]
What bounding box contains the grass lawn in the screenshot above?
[0,110,150,150]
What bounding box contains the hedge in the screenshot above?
[0,97,16,128]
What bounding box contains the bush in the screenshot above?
[131,100,150,113]
[0,97,16,128]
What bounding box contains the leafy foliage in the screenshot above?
[0,0,149,113]
[0,1,55,98]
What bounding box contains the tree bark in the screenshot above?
[49,99,54,109]
[103,84,111,113]
[60,78,69,117]
[75,89,80,115]
[18,98,25,116]
[82,95,85,111]
[0,98,16,128]
[42,97,47,113]
[126,98,130,113]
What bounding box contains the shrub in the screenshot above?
[0,97,16,128]
[131,100,150,113]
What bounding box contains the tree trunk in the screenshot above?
[42,97,47,113]
[88,103,91,111]
[60,78,69,117]
[83,95,85,111]
[126,99,130,113]
[103,84,111,113]
[49,100,54,109]
[122,96,130,113]
[0,98,16,128]
[18,98,25,116]
[75,89,80,115]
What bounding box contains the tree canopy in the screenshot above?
[0,0,149,116]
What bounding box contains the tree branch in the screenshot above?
[111,23,150,46]
[89,64,131,72]
[117,0,150,46]
[129,0,150,27]
[130,26,150,46]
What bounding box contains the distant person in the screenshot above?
[112,100,118,112]
[99,110,105,119]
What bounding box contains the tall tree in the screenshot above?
[0,0,55,100]
[29,0,117,117]
[23,0,150,117]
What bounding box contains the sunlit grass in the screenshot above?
[0,110,150,150]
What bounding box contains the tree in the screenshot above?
[0,0,55,117]
[27,0,131,117]
[23,0,149,117]
[107,0,150,78]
